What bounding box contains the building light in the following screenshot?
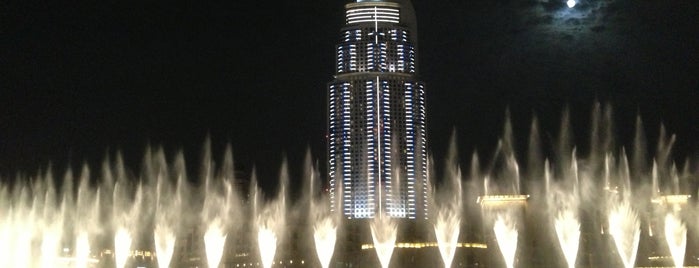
[361,242,487,250]
[651,195,691,205]
[330,0,426,219]
[477,195,530,206]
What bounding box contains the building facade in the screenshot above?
[328,0,427,220]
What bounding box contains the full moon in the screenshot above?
[567,0,576,8]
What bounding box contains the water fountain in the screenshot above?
[254,163,287,268]
[546,160,581,268]
[553,209,580,268]
[434,205,461,268]
[40,215,62,268]
[604,151,642,268]
[306,151,338,268]
[0,105,695,268]
[114,228,132,268]
[608,200,641,268]
[153,224,175,268]
[201,144,239,268]
[433,134,463,268]
[370,213,398,268]
[665,212,686,268]
[479,116,527,268]
[153,150,186,268]
[113,180,144,268]
[493,213,519,268]
[203,219,226,268]
[153,183,178,268]
[652,149,690,268]
[312,216,337,268]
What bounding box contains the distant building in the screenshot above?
[328,0,428,220]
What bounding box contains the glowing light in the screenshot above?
[554,209,580,268]
[493,214,518,268]
[370,215,397,268]
[608,201,640,268]
[204,219,227,268]
[361,242,487,250]
[154,224,176,268]
[40,224,62,268]
[434,208,460,268]
[567,0,576,8]
[13,221,33,268]
[114,228,132,268]
[651,195,691,205]
[664,213,687,268]
[313,217,337,268]
[256,187,285,268]
[477,195,529,206]
[346,6,400,24]
[257,227,277,268]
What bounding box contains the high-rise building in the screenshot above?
[328,0,427,220]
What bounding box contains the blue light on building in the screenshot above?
[328,0,427,220]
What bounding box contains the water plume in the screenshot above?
[113,228,132,268]
[1,200,36,268]
[434,209,460,268]
[254,162,287,268]
[554,210,580,268]
[0,209,14,267]
[608,201,640,268]
[153,182,179,268]
[306,150,337,268]
[493,214,518,268]
[313,216,337,268]
[113,181,144,268]
[0,107,694,268]
[40,219,62,268]
[203,143,243,268]
[12,187,35,268]
[665,212,686,268]
[199,148,229,267]
[40,171,63,268]
[370,213,398,268]
[605,151,641,268]
[482,116,524,268]
[200,143,226,268]
[433,132,462,268]
[143,148,178,268]
[153,224,176,268]
[203,218,227,268]
[545,160,580,268]
[257,226,278,268]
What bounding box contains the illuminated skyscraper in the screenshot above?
[328,0,427,219]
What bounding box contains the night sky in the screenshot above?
[2,0,697,189]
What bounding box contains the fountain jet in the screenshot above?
[546,160,580,268]
[370,213,398,268]
[608,201,640,268]
[152,150,183,268]
[154,225,176,268]
[434,209,460,268]
[433,133,462,268]
[113,228,132,268]
[493,214,518,268]
[204,218,227,268]
[306,151,338,268]
[665,212,686,268]
[313,216,337,268]
[255,162,287,268]
[554,210,580,268]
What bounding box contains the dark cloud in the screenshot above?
[415,0,697,164]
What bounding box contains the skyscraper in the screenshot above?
[328,0,427,220]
